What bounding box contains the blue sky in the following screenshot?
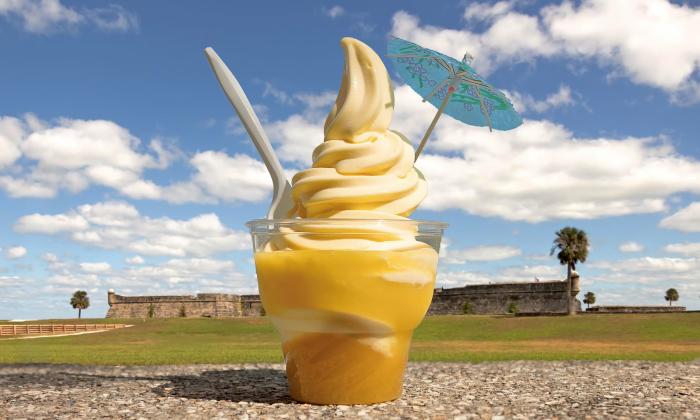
[1,0,700,319]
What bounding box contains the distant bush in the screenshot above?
[147,304,156,319]
[507,302,518,315]
[259,306,266,316]
[462,302,474,315]
[178,305,187,318]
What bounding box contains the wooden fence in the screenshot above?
[0,324,129,337]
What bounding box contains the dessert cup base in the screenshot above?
[282,331,411,405]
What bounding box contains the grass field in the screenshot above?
[1,314,698,364]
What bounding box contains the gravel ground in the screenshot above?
[0,361,698,419]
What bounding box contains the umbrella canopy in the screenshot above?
[388,37,522,158]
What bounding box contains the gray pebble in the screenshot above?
[0,361,698,419]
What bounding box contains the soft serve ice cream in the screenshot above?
[267,37,429,252]
[251,37,443,405]
[291,37,426,220]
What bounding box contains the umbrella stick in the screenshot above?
[415,88,455,161]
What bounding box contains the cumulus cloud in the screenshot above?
[324,5,345,19]
[265,92,335,165]
[0,0,138,33]
[172,151,270,204]
[437,263,563,288]
[0,275,24,287]
[40,252,255,298]
[504,85,576,114]
[398,85,700,222]
[256,84,700,222]
[541,0,700,94]
[125,255,145,265]
[619,241,644,253]
[392,0,700,102]
[15,201,250,257]
[116,258,241,287]
[0,116,24,168]
[0,115,175,199]
[590,256,700,287]
[664,242,700,258]
[0,114,272,205]
[445,245,521,263]
[463,0,516,21]
[79,262,111,273]
[4,246,27,259]
[660,202,700,232]
[391,8,556,76]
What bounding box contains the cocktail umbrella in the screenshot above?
[387,37,522,160]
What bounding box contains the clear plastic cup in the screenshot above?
[247,218,446,405]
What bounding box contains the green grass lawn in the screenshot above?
[1,314,698,364]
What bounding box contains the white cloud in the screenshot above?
[504,85,576,114]
[542,0,700,93]
[391,0,700,102]
[665,242,700,258]
[42,252,58,263]
[464,1,515,21]
[0,114,273,205]
[436,270,493,288]
[0,275,24,287]
[14,212,90,234]
[592,256,698,276]
[293,92,336,110]
[179,151,270,203]
[125,255,145,265]
[15,201,250,257]
[259,84,700,222]
[83,4,138,32]
[437,263,563,288]
[391,9,557,76]
[589,257,700,297]
[34,253,256,301]
[266,114,323,165]
[80,262,111,273]
[0,0,138,33]
[0,116,24,168]
[325,5,345,19]
[4,246,27,259]
[261,82,295,105]
[445,245,521,263]
[619,241,644,253]
[0,115,175,199]
[660,202,700,232]
[391,86,700,222]
[501,264,563,280]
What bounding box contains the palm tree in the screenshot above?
[70,290,90,319]
[583,291,596,310]
[550,227,589,315]
[664,288,679,306]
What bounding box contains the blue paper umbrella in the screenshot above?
[388,37,522,159]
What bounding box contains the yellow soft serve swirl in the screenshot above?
[290,37,427,219]
[266,38,429,252]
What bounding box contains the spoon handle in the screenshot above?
[204,47,293,219]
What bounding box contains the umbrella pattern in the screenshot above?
[387,37,522,158]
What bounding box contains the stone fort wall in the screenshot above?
[586,305,686,313]
[105,291,263,318]
[106,278,580,318]
[428,280,581,315]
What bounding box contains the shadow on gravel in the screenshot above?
[152,368,294,404]
[0,367,292,404]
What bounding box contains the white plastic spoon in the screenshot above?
[204,47,294,219]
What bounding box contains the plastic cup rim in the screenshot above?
[245,218,449,230]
